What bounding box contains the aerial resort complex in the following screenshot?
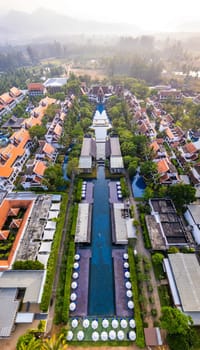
[2,74,200,350]
[67,88,137,342]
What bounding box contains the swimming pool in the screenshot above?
[88,166,115,316]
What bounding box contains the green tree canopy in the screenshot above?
[167,184,196,212]
[12,260,44,270]
[29,125,46,139]
[160,306,193,335]
[152,253,164,265]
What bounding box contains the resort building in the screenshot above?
[108,136,124,174]
[0,270,45,337]
[78,136,96,173]
[184,204,200,244]
[28,83,45,96]
[44,77,67,93]
[23,97,56,129]
[111,203,136,244]
[0,129,32,191]
[164,253,200,325]
[75,203,92,243]
[146,199,193,250]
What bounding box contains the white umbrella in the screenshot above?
[129,319,136,328]
[73,272,79,279]
[92,331,99,342]
[128,300,134,309]
[102,319,109,328]
[66,330,73,341]
[83,319,90,328]
[129,330,136,341]
[120,319,128,328]
[77,330,84,341]
[117,330,125,340]
[70,293,77,301]
[124,262,129,269]
[91,320,98,329]
[74,254,80,261]
[69,302,76,311]
[126,290,133,298]
[125,271,130,278]
[71,281,78,289]
[71,319,78,328]
[73,262,79,269]
[123,253,128,260]
[112,319,119,329]
[109,330,116,340]
[101,331,108,341]
[125,281,132,289]
[116,181,120,185]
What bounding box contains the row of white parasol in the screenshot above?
[67,329,136,341]
[69,253,81,312]
[71,318,136,329]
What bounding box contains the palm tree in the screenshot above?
[18,337,42,350]
[41,333,68,350]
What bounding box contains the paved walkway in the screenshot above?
[125,173,161,327]
[70,249,91,317]
[112,249,133,317]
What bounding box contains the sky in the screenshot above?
[0,0,199,31]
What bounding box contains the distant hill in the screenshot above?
[0,8,140,43]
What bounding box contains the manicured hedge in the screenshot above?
[139,213,152,249]
[120,177,129,198]
[74,179,82,202]
[70,203,78,238]
[128,246,145,348]
[40,193,68,312]
[62,241,75,323]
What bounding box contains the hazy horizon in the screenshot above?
[0,0,200,32]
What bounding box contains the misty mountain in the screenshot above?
[0,8,140,43]
[176,20,200,33]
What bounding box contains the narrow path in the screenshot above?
[45,174,75,335]
[125,173,161,326]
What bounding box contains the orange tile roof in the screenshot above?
[10,87,22,97]
[28,83,44,91]
[0,93,14,105]
[0,230,10,240]
[139,122,148,134]
[54,124,62,136]
[43,143,55,155]
[0,129,30,178]
[183,143,197,154]
[157,159,169,174]
[0,104,5,111]
[60,112,65,121]
[33,161,47,176]
[165,127,174,139]
[23,97,55,129]
[8,208,20,216]
[9,219,22,229]
[150,141,159,153]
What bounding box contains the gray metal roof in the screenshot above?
[0,270,45,303]
[51,194,62,202]
[15,313,34,324]
[110,137,122,156]
[79,156,92,169]
[168,253,200,312]
[44,78,67,87]
[187,204,200,224]
[75,203,91,243]
[0,298,19,337]
[110,156,124,169]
